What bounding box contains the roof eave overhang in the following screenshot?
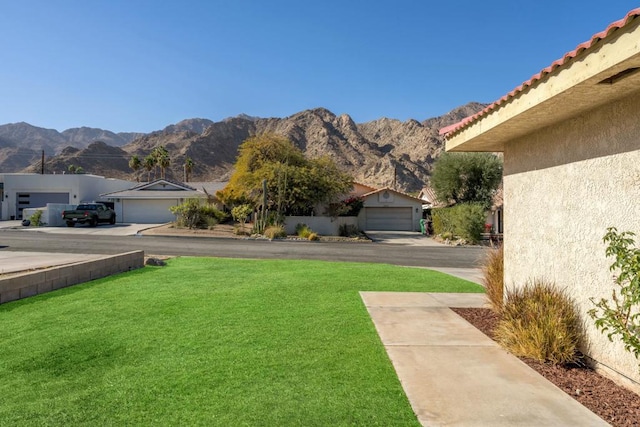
[445,17,640,153]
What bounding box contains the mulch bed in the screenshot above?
[452,307,640,426]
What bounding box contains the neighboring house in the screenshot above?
[358,187,424,231]
[417,186,441,209]
[0,173,134,220]
[418,185,503,234]
[101,179,227,223]
[440,9,640,392]
[284,183,424,234]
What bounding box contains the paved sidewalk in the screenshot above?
[0,251,105,275]
[360,292,608,427]
[0,220,163,236]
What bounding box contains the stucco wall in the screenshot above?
[284,216,358,236]
[503,91,640,390]
[0,174,133,220]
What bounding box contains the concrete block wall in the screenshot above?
[0,251,144,304]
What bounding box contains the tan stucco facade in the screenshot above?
[442,11,640,392]
[503,92,640,391]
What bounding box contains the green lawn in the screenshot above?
[0,257,483,426]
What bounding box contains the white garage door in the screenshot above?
[365,207,413,231]
[122,199,178,223]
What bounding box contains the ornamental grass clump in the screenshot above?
[264,225,286,239]
[482,246,504,313]
[295,223,313,239]
[495,279,582,364]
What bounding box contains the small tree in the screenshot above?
[589,227,640,359]
[231,204,253,234]
[430,152,502,209]
[217,133,353,217]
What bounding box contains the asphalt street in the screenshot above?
[0,229,487,269]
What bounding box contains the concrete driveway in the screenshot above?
[0,221,164,236]
[364,231,444,247]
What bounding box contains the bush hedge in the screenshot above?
[432,203,485,243]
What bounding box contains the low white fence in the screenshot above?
[23,204,76,227]
[283,216,358,236]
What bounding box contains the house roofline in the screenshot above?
[440,8,640,151]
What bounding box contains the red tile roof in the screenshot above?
[439,8,640,138]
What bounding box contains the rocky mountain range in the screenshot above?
[0,102,485,193]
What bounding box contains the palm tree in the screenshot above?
[143,155,156,182]
[184,157,194,182]
[152,146,170,179]
[157,151,170,179]
[129,155,141,182]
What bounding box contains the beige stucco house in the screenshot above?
[440,9,640,392]
[101,179,226,223]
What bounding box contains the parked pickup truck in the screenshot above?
[62,203,116,227]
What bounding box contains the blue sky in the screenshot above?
[1,1,637,133]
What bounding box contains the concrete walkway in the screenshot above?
[0,251,105,275]
[360,292,608,427]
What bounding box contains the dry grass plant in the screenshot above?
[495,279,582,365]
[264,225,287,239]
[482,245,504,313]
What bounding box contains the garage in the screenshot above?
[121,199,178,223]
[16,192,69,219]
[365,207,413,231]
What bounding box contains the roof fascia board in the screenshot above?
[446,16,640,152]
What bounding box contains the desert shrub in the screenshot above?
[171,198,226,229]
[201,205,228,223]
[483,246,504,313]
[232,204,253,233]
[431,208,454,236]
[494,279,582,364]
[264,225,287,239]
[205,217,218,230]
[30,210,44,227]
[431,203,485,243]
[451,203,485,243]
[338,223,359,237]
[440,231,454,240]
[295,223,312,238]
[308,232,319,241]
[588,227,640,359]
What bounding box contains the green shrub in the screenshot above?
[170,198,226,229]
[495,279,582,364]
[589,227,640,359]
[440,231,454,241]
[431,208,454,236]
[231,204,253,233]
[295,223,312,238]
[338,223,359,237]
[432,203,485,243]
[30,210,44,227]
[482,246,504,313]
[264,225,287,239]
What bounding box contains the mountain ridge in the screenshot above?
[0,103,485,193]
